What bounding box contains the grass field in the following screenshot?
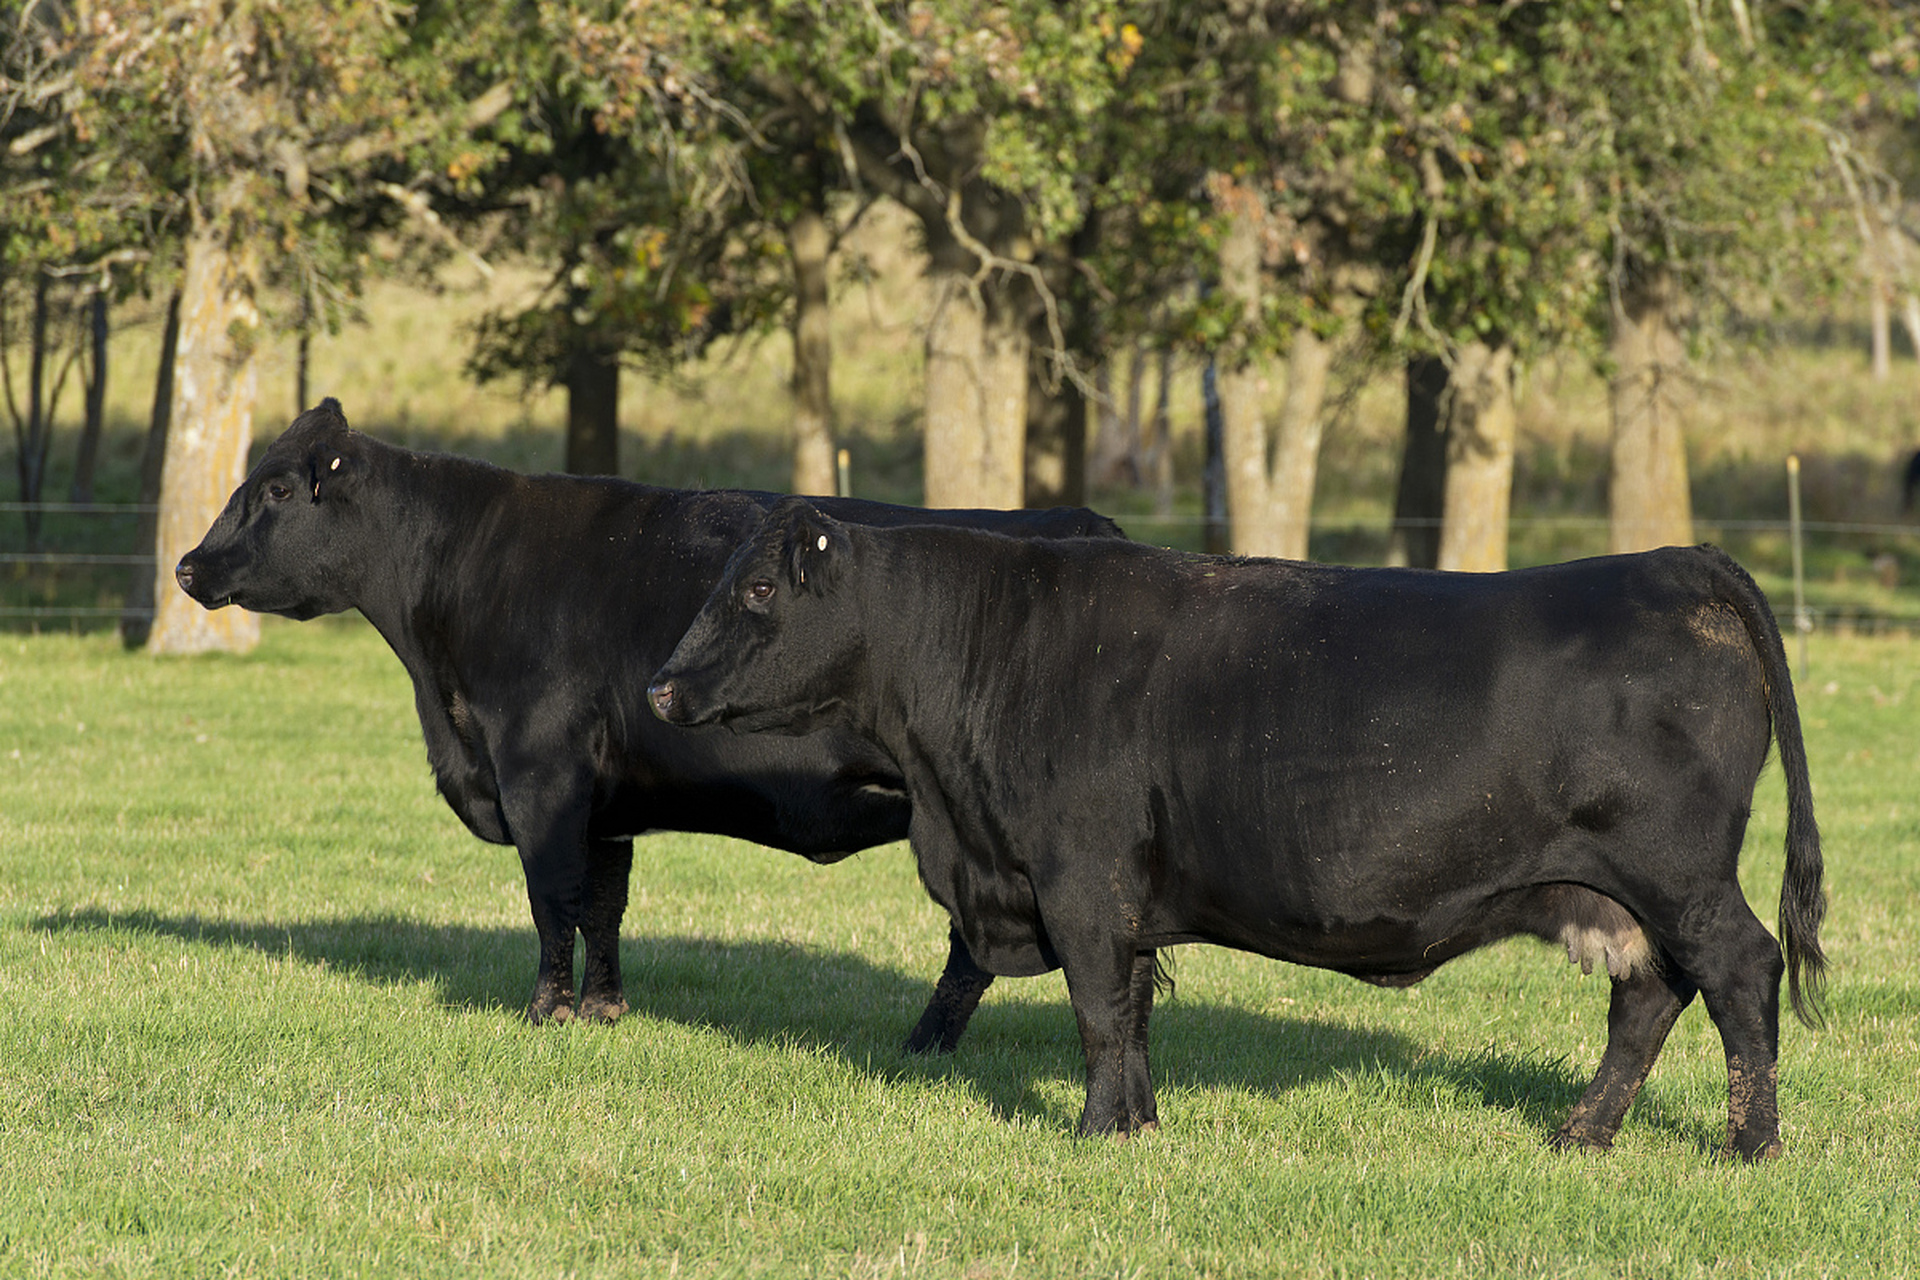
[1,617,1916,1278]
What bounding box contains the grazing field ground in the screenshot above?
[0,619,1915,1278]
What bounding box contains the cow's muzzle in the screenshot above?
[174,557,206,602]
[647,679,682,723]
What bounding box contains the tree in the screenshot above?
[543,2,1133,509]
[1098,3,1391,559]
[1569,3,1897,553]
[828,4,1130,510]
[2,0,160,548]
[55,0,503,652]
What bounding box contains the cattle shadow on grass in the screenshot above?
[35,907,1711,1151]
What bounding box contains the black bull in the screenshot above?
[649,499,1828,1160]
[174,399,1120,1041]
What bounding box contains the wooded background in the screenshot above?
[4,1,1918,651]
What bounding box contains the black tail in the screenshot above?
[1715,549,1828,1029]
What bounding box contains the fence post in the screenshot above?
[1787,453,1810,683]
[836,448,851,499]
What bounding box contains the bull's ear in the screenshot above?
[777,500,850,595]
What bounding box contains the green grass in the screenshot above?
[1,620,1917,1277]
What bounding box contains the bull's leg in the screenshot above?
[1122,948,1160,1132]
[1551,965,1696,1153]
[903,925,996,1055]
[577,837,633,1023]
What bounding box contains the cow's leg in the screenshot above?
[1638,886,1788,1161]
[1695,913,1789,1161]
[1122,948,1160,1132]
[1052,922,1152,1137]
[500,774,594,1025]
[577,837,633,1023]
[1551,965,1696,1153]
[903,925,996,1055]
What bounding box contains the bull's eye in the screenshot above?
[745,579,776,609]
[265,480,295,503]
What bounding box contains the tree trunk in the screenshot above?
[1389,355,1449,569]
[15,272,53,550]
[1870,275,1891,383]
[1216,196,1275,555]
[1023,344,1086,507]
[923,270,989,508]
[1144,348,1175,519]
[146,222,262,655]
[979,283,1028,508]
[924,270,1025,510]
[1087,356,1126,487]
[295,287,313,419]
[787,201,837,496]
[1608,270,1694,553]
[122,291,181,649]
[564,335,620,477]
[1218,355,1272,554]
[1201,358,1230,555]
[1267,326,1331,561]
[1436,341,1516,573]
[70,292,108,505]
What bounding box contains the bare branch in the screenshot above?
[375,182,495,280]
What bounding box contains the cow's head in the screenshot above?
[173,397,371,620]
[648,497,863,735]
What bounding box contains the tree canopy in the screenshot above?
[5,0,1917,632]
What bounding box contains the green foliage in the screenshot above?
[1071,2,1920,368]
[28,0,502,332]
[17,1,1916,398]
[1,620,1917,1276]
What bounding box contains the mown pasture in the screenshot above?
[0,618,1915,1278]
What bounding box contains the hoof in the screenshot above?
[527,1000,574,1026]
[579,993,630,1024]
[901,1010,966,1056]
[901,1031,958,1057]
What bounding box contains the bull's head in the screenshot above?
[648,497,862,736]
[173,397,369,620]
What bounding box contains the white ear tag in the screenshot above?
[330,458,341,471]
[816,535,828,551]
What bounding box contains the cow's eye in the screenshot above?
[745,580,776,608]
[265,481,295,503]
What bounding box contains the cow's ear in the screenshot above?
[306,432,361,504]
[780,503,849,595]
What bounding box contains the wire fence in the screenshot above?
[1,500,157,624]
[4,500,1919,630]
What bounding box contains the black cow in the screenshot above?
[174,399,1120,1042]
[649,500,1828,1160]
